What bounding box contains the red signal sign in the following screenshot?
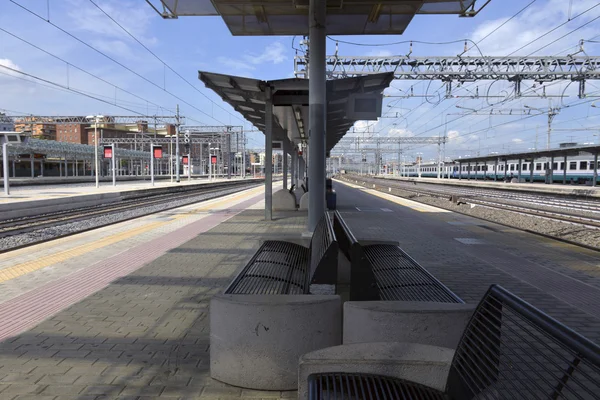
[211,155,217,164]
[153,146,163,159]
[103,146,113,159]
[182,155,189,165]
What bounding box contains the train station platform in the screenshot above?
[334,179,600,341]
[0,178,599,399]
[0,177,261,221]
[0,175,213,188]
[0,183,304,399]
[373,175,600,198]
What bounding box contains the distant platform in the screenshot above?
[0,174,217,187]
[370,175,600,198]
[0,177,262,220]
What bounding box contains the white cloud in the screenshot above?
[217,56,256,71]
[244,42,288,65]
[218,42,289,71]
[512,138,523,143]
[0,58,22,80]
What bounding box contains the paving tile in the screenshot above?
[41,384,87,395]
[0,373,45,384]
[0,203,302,400]
[0,384,47,396]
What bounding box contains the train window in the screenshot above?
[569,162,577,170]
[552,163,558,170]
[580,161,588,170]
[535,163,541,171]
[560,162,564,170]
[522,164,528,171]
[510,164,515,171]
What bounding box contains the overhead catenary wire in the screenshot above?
[0,64,210,125]
[8,0,225,126]
[0,26,177,117]
[87,0,245,125]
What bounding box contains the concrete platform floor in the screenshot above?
[0,185,304,399]
[335,180,600,342]
[1,178,599,399]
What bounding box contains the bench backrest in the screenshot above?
[333,211,379,301]
[308,212,338,287]
[447,284,600,399]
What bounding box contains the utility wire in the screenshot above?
[0,26,176,116]
[87,0,245,125]
[9,0,222,125]
[0,64,208,125]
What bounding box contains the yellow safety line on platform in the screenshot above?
[0,186,264,284]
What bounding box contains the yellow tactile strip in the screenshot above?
[0,186,264,284]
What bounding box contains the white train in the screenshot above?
[403,154,599,184]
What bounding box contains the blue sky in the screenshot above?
[1,0,599,161]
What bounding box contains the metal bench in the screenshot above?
[225,212,338,294]
[333,211,462,303]
[305,284,600,399]
[210,212,341,390]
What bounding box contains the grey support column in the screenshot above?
[518,158,522,182]
[291,148,297,189]
[504,160,508,180]
[494,159,498,181]
[563,154,567,184]
[529,159,534,183]
[593,153,598,187]
[467,163,470,180]
[2,143,9,195]
[40,159,44,177]
[307,0,326,232]
[549,156,554,184]
[227,134,231,179]
[458,162,462,180]
[283,142,288,190]
[265,86,273,221]
[30,154,34,178]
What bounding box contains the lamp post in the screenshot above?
[86,115,104,188]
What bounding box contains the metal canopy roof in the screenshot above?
[198,71,394,151]
[1,137,151,160]
[147,0,482,35]
[455,145,600,164]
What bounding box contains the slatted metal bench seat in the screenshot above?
[333,210,462,303]
[210,212,341,390]
[225,212,338,295]
[303,284,600,399]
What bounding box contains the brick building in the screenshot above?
[56,123,90,144]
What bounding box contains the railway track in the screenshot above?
[0,180,263,253]
[343,175,600,231]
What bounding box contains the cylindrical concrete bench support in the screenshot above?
[272,189,297,211]
[210,294,342,390]
[344,301,476,349]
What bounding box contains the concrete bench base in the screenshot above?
[210,294,342,390]
[344,301,475,349]
[273,189,297,211]
[299,192,309,210]
[298,342,454,400]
